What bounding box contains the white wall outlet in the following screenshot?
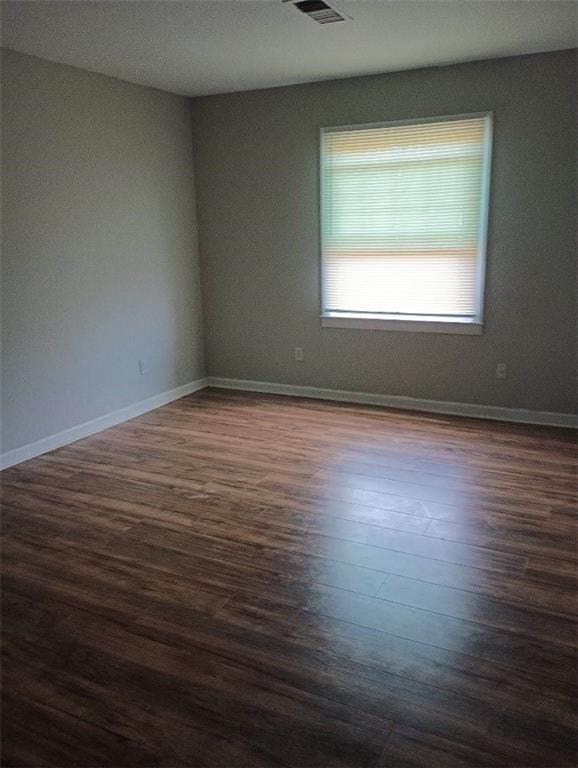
[496,362,507,380]
[294,347,304,362]
[138,359,149,376]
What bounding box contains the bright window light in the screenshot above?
[320,114,492,327]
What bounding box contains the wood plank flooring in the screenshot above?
[1,388,577,767]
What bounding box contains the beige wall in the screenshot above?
[1,49,205,453]
[1,48,575,450]
[192,50,577,414]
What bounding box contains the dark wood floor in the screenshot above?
[1,388,577,768]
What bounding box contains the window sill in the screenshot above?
[320,314,484,335]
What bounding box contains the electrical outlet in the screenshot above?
[496,362,507,380]
[138,359,149,376]
[294,347,304,362]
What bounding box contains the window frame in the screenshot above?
[319,111,493,334]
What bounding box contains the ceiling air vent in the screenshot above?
[293,0,345,24]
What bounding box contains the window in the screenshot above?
[320,113,492,334]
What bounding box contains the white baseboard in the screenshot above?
[0,378,209,470]
[2,374,574,471]
[207,377,578,429]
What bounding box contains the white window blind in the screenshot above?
[321,114,492,324]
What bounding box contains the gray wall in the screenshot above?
[1,49,205,453]
[192,50,577,414]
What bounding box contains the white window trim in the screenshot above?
[319,111,493,334]
[321,313,483,335]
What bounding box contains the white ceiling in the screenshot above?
[1,0,576,97]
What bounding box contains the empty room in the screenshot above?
[1,1,576,766]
